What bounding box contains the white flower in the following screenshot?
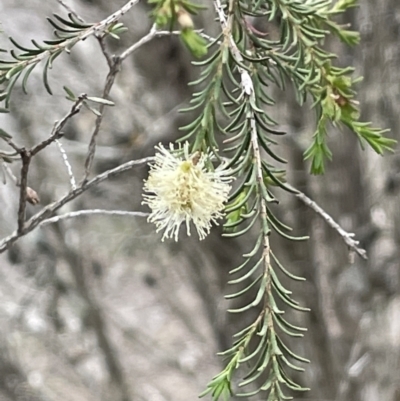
[142,142,233,241]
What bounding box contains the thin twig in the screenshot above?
[82,63,120,182]
[55,139,77,190]
[119,27,216,60]
[31,95,86,156]
[41,209,149,226]
[16,150,31,232]
[0,156,153,253]
[118,24,159,60]
[295,190,368,260]
[3,138,32,232]
[119,24,157,60]
[97,35,113,68]
[4,137,22,153]
[198,31,220,44]
[119,26,215,61]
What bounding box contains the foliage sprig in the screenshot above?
[0,2,133,112]
[175,0,395,400]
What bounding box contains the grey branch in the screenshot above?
[82,63,119,182]
[118,26,207,61]
[119,27,215,61]
[295,190,368,260]
[0,156,153,253]
[119,24,158,60]
[41,209,149,226]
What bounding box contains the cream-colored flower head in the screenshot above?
[143,142,233,241]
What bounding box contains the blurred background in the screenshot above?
[0,1,399,400]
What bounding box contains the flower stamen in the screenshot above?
[142,142,233,241]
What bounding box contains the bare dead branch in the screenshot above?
[82,63,120,182]
[3,137,22,153]
[3,139,32,232]
[295,190,368,260]
[97,35,113,68]
[17,150,31,232]
[82,49,134,180]
[0,156,153,253]
[118,24,158,61]
[119,28,212,61]
[41,209,149,226]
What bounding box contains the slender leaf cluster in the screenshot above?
[171,0,395,400]
[0,12,126,112]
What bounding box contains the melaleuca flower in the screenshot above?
[142,142,233,241]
